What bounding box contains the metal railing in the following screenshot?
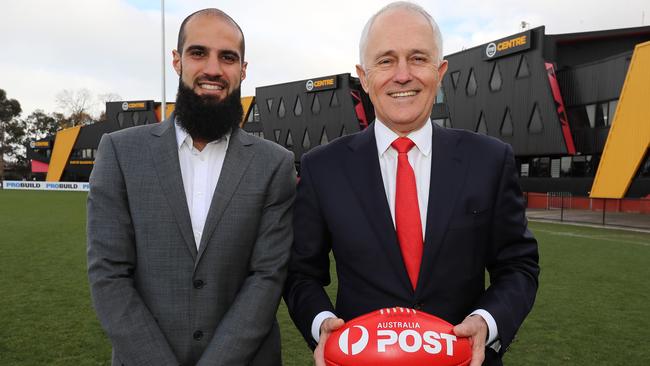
[525,192,650,230]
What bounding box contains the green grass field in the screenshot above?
[1,190,649,365]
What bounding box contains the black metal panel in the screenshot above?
[544,26,650,69]
[442,26,569,156]
[570,127,611,155]
[253,73,372,164]
[556,52,631,107]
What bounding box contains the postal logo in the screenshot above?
[338,325,369,355]
[485,43,497,58]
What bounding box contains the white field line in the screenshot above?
[533,228,650,247]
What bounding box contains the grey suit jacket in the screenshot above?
[87,116,295,366]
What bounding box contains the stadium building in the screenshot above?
[26,26,649,205]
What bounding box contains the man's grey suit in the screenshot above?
[87,116,295,366]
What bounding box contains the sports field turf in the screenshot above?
[1,190,649,365]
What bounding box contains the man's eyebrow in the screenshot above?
[185,44,207,53]
[219,49,241,59]
[376,48,433,58]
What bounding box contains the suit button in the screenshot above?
[193,330,203,341]
[193,279,205,289]
[413,303,423,310]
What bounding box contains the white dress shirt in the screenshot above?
[175,121,229,250]
[312,119,499,351]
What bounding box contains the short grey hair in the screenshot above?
[358,1,443,66]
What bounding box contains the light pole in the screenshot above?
[161,0,167,120]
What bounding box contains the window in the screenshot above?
[466,68,477,96]
[302,129,311,149]
[450,71,460,90]
[435,87,445,104]
[596,102,608,127]
[530,157,550,177]
[330,91,339,107]
[247,103,261,123]
[560,156,572,177]
[434,118,452,128]
[294,96,303,116]
[608,100,618,125]
[476,112,487,135]
[320,126,329,144]
[551,158,561,178]
[585,104,596,128]
[516,55,530,78]
[528,104,543,134]
[500,108,513,136]
[278,98,286,118]
[311,94,321,114]
[285,130,293,147]
[489,62,502,91]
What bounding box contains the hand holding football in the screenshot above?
[324,307,472,366]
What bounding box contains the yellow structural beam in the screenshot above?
[239,96,255,127]
[590,41,650,198]
[46,125,82,182]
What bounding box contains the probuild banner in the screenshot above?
[2,181,90,192]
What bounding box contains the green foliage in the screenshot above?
[0,89,24,175]
[23,110,60,140]
[1,191,649,365]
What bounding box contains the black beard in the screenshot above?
[174,79,243,142]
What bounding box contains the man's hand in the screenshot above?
[453,315,488,366]
[313,317,345,366]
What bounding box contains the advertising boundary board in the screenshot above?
[2,181,90,192]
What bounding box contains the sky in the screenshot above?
[1,0,648,117]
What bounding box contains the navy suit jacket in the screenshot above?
[284,122,539,363]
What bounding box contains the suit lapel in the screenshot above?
[150,116,198,260]
[344,125,413,292]
[418,125,468,292]
[195,129,256,266]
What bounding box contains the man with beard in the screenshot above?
[87,8,295,366]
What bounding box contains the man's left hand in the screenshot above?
[453,315,488,366]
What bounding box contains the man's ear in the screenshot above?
[437,59,448,84]
[240,61,248,81]
[356,64,369,93]
[172,50,182,76]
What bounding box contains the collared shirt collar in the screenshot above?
[374,118,432,157]
[174,118,231,150]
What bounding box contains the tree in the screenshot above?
[56,88,94,126]
[24,110,59,140]
[96,92,122,122]
[0,89,23,180]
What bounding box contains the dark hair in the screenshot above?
[176,8,245,61]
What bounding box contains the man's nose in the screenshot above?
[203,54,223,76]
[392,59,413,84]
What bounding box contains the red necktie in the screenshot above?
[391,137,423,290]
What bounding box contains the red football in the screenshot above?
[324,307,471,366]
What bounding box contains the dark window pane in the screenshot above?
[501,108,513,136]
[489,62,502,91]
[466,68,477,96]
[516,55,530,78]
[451,71,460,89]
[528,104,543,134]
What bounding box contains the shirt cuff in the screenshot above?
[311,311,337,343]
[470,309,501,352]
